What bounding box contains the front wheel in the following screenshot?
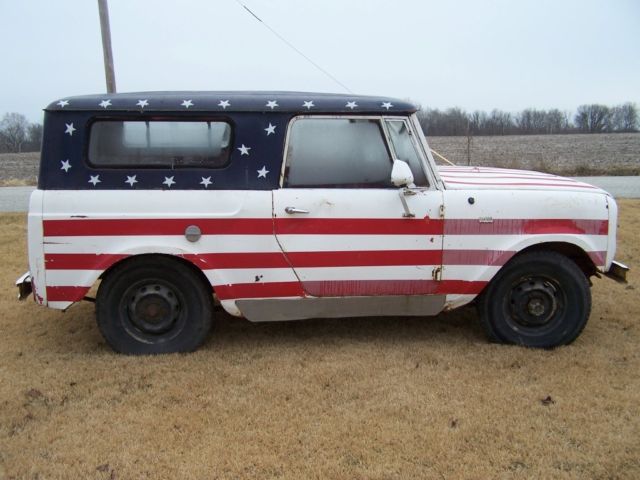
[96,256,213,354]
[478,251,591,348]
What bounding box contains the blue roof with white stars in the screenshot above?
[39,91,417,191]
[47,91,417,114]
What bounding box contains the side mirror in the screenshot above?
[391,159,414,187]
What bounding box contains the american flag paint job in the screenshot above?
[29,184,613,316]
[25,92,619,322]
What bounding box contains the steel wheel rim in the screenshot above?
[505,275,566,333]
[120,279,187,342]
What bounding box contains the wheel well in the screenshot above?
[515,242,597,277]
[99,253,213,293]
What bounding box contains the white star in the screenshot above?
[266,100,279,109]
[88,175,101,186]
[57,100,69,108]
[125,175,138,187]
[264,123,276,136]
[65,123,76,136]
[381,102,393,110]
[200,176,212,188]
[257,166,269,178]
[60,159,71,172]
[181,99,193,108]
[99,99,112,109]
[218,100,230,109]
[163,176,176,188]
[302,101,315,109]
[237,144,251,156]
[346,101,358,109]
[136,99,149,108]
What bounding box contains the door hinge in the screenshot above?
[432,266,442,282]
[439,204,445,218]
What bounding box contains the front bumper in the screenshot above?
[605,261,629,284]
[16,271,32,300]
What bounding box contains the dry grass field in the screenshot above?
[0,153,39,187]
[0,201,638,479]
[429,133,640,176]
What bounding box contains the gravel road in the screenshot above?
[0,178,638,212]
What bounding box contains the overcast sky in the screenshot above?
[1,0,639,123]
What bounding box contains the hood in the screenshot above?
[437,165,606,193]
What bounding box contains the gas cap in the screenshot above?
[185,225,201,242]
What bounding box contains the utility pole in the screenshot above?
[98,0,116,93]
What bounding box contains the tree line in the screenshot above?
[1,102,638,153]
[417,102,638,136]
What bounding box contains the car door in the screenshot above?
[272,115,444,304]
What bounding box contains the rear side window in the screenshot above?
[88,120,232,168]
[284,118,392,188]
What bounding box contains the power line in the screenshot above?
[235,0,353,93]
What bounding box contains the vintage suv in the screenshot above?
[17,91,628,354]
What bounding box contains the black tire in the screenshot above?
[96,256,213,354]
[478,251,591,348]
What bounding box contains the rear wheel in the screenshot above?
[96,256,213,354]
[478,251,591,348]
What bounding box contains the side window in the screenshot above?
[385,120,428,186]
[284,118,392,188]
[88,120,232,168]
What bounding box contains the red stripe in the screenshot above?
[43,217,607,237]
[43,218,274,236]
[442,249,514,266]
[286,250,441,267]
[274,218,444,235]
[44,248,604,271]
[441,174,562,181]
[183,252,290,269]
[303,280,486,296]
[442,179,598,189]
[444,219,608,236]
[215,281,305,300]
[46,286,89,302]
[45,253,129,270]
[216,279,487,299]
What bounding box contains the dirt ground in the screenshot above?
[0,201,638,479]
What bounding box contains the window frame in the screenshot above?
[279,114,435,189]
[85,116,234,170]
[381,116,431,188]
[279,115,397,189]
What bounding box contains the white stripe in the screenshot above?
[48,301,73,310]
[275,235,441,251]
[45,270,100,287]
[443,265,501,282]
[43,190,273,218]
[43,235,282,254]
[294,265,437,281]
[444,234,608,251]
[204,268,297,286]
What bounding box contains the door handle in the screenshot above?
[285,206,310,214]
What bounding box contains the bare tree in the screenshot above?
[574,104,611,133]
[0,113,29,152]
[610,103,638,132]
[26,123,43,151]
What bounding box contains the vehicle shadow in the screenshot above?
[202,304,485,351]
